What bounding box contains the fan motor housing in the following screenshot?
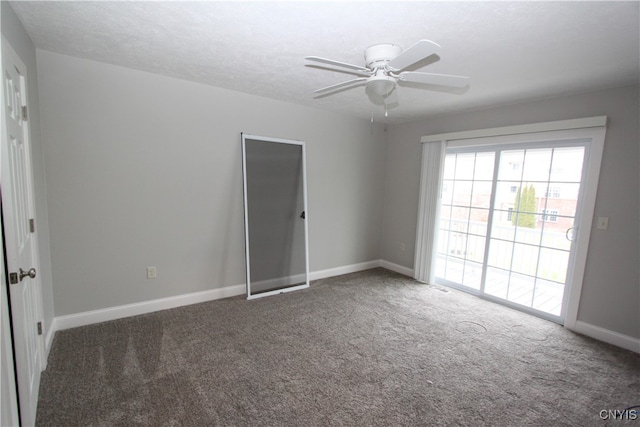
[365,43,402,69]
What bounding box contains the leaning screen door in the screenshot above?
[241,134,310,299]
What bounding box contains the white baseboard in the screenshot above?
[55,283,245,331]
[53,260,383,331]
[309,260,381,281]
[571,320,640,353]
[379,260,414,277]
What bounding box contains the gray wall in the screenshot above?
[381,85,640,339]
[36,50,387,316]
[1,3,55,338]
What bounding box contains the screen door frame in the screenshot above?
[241,133,310,299]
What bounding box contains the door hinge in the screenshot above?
[37,322,42,335]
[21,105,28,121]
[9,273,18,284]
[29,218,35,233]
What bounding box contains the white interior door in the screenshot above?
[1,37,44,427]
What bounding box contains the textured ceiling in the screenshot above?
[9,1,640,123]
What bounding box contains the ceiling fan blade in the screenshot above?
[305,56,371,73]
[388,40,441,71]
[313,77,368,94]
[305,64,371,77]
[398,71,470,88]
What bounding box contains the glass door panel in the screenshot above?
[521,149,552,182]
[485,267,509,299]
[549,147,585,181]
[437,151,495,290]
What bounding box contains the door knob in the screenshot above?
[19,268,36,281]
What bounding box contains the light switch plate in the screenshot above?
[596,217,609,230]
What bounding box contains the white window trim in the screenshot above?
[421,116,606,145]
[416,116,607,330]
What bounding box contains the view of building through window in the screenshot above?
[436,146,585,317]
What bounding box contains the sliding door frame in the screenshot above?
[416,117,607,329]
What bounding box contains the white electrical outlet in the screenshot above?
[147,266,157,279]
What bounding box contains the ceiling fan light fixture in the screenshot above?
[367,74,396,97]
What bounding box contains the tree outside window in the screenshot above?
[512,184,536,228]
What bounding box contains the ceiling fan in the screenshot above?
[305,40,469,104]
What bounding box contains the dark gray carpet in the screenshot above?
[36,268,639,426]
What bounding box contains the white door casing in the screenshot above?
[1,37,45,427]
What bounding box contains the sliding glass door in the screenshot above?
[435,142,586,321]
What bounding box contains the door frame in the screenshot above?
[241,133,310,300]
[416,117,607,329]
[1,235,19,427]
[1,35,46,426]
